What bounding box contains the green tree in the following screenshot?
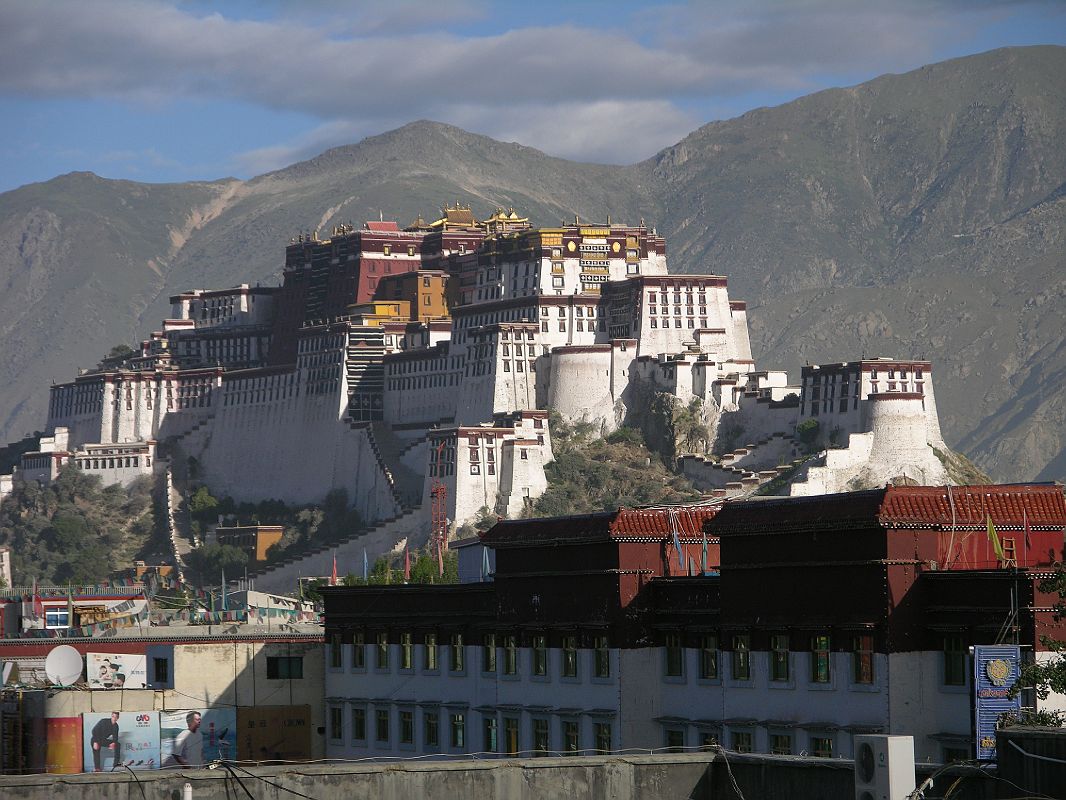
[188,486,219,520]
[185,543,248,585]
[796,419,821,450]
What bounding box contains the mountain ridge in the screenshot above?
[1,45,1064,483]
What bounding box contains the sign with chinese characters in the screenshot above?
[973,644,1022,762]
[81,711,159,772]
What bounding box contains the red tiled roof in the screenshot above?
[879,484,1066,528]
[480,506,719,547]
[365,221,400,231]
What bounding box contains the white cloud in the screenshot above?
[0,0,1056,172]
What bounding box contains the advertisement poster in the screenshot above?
[973,644,1022,762]
[160,708,236,767]
[45,716,83,774]
[87,653,148,690]
[81,711,160,772]
[237,705,312,763]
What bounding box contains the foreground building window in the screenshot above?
[376,709,389,744]
[732,634,750,680]
[451,633,465,672]
[594,635,610,678]
[425,632,439,671]
[770,734,791,755]
[532,634,548,676]
[400,711,414,745]
[504,635,518,675]
[562,635,578,678]
[376,632,389,670]
[483,716,498,753]
[853,634,874,684]
[594,722,612,754]
[944,634,966,686]
[266,656,303,679]
[424,712,439,748]
[351,632,365,669]
[400,632,413,670]
[811,736,833,758]
[351,707,366,743]
[731,731,752,753]
[811,634,831,683]
[563,720,580,753]
[504,717,520,755]
[665,632,683,677]
[533,718,550,755]
[450,713,465,749]
[483,634,497,673]
[329,706,343,741]
[770,634,789,682]
[699,634,718,679]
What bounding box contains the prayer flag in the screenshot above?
[404,547,411,582]
[986,516,1004,561]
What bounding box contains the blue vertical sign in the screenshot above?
[973,644,1022,762]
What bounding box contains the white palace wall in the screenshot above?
[183,370,401,524]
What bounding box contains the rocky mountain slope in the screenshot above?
[0,45,1063,483]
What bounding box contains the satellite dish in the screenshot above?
[44,645,83,686]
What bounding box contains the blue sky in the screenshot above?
[1,0,1064,193]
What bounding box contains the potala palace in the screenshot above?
[0,204,960,587]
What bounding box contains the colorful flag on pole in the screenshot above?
[362,549,369,582]
[437,539,444,578]
[1023,506,1032,549]
[330,553,338,587]
[404,547,411,582]
[701,530,709,574]
[481,546,491,581]
[986,515,1004,562]
[221,568,228,611]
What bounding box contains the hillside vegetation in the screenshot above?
[0,47,1064,483]
[533,419,701,517]
[0,466,161,585]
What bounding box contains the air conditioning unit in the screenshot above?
[854,735,915,800]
